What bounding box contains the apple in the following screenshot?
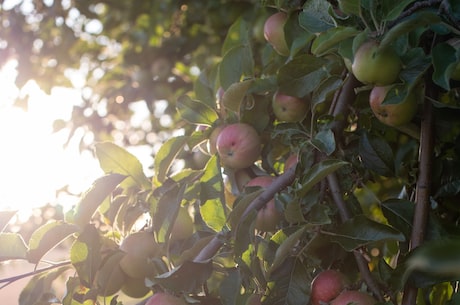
[245,176,283,232]
[369,86,417,127]
[272,91,310,122]
[352,40,401,86]
[216,123,262,169]
[264,12,290,56]
[96,251,126,296]
[207,125,225,155]
[310,270,349,305]
[121,276,150,298]
[146,292,186,305]
[330,290,377,305]
[170,206,194,242]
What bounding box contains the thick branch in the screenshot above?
[402,85,435,305]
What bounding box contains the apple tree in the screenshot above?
[2,0,460,305]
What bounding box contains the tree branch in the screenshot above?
[402,82,435,305]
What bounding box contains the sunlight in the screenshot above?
[0,60,103,221]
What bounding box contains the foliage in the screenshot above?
[2,0,460,305]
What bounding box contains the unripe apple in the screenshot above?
[310,270,349,305]
[145,292,186,305]
[264,12,290,56]
[216,123,262,169]
[352,40,401,86]
[330,290,377,305]
[369,86,417,127]
[272,91,309,122]
[170,206,194,242]
[245,176,283,232]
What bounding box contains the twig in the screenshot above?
[401,79,435,305]
[0,260,71,288]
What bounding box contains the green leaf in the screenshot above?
[381,0,416,21]
[0,210,17,232]
[311,129,336,156]
[222,17,250,56]
[323,215,405,251]
[71,173,127,228]
[220,45,254,90]
[311,76,343,113]
[380,199,413,240]
[380,10,441,50]
[278,54,328,98]
[0,232,28,261]
[153,136,188,184]
[311,26,360,56]
[153,183,185,243]
[298,9,334,33]
[95,142,150,189]
[432,42,459,90]
[176,95,219,126]
[297,159,348,197]
[27,221,79,264]
[200,155,227,232]
[221,79,254,114]
[219,268,241,305]
[400,48,432,91]
[70,225,101,287]
[337,0,361,16]
[359,131,394,176]
[269,226,307,275]
[154,260,213,293]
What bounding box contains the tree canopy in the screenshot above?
[1,0,460,305]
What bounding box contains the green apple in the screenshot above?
[145,292,186,305]
[310,270,349,305]
[264,12,290,56]
[245,176,283,232]
[272,91,309,122]
[216,123,262,169]
[352,40,401,86]
[330,290,377,305]
[369,86,417,127]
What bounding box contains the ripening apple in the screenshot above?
[310,270,349,305]
[207,125,225,155]
[145,292,186,305]
[216,123,262,169]
[264,12,290,56]
[330,290,377,305]
[369,86,417,127]
[245,176,283,232]
[352,40,401,86]
[272,91,309,122]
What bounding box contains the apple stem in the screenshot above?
[401,79,436,305]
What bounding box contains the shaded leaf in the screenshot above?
[311,26,360,56]
[70,225,101,287]
[359,131,394,176]
[311,129,336,156]
[297,159,348,197]
[382,0,416,21]
[222,79,254,114]
[0,232,28,261]
[153,183,185,243]
[432,42,459,90]
[269,226,307,275]
[323,215,405,251]
[71,173,127,228]
[298,9,334,33]
[154,260,213,293]
[220,45,254,91]
[337,0,361,16]
[176,95,219,126]
[95,142,150,189]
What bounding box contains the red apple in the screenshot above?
[264,12,290,56]
[352,40,401,86]
[310,270,349,305]
[146,292,186,305]
[245,176,283,232]
[272,91,309,122]
[207,125,225,155]
[369,86,417,127]
[330,290,377,305]
[216,123,262,169]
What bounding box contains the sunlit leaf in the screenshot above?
[0,232,28,261]
[27,221,78,264]
[176,95,219,126]
[153,136,188,184]
[95,142,150,189]
[323,215,405,251]
[0,210,17,232]
[70,225,101,287]
[72,173,127,228]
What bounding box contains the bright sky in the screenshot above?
[0,60,103,221]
